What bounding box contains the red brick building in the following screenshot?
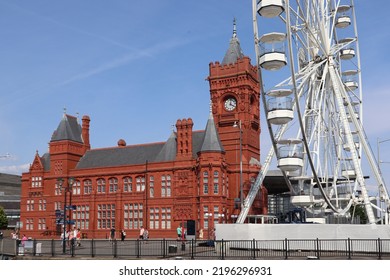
[20,27,267,239]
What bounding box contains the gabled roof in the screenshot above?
[31,152,44,171]
[221,19,244,65]
[51,114,83,143]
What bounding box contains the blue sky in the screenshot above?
[0,0,390,192]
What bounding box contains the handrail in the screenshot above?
[3,237,390,260]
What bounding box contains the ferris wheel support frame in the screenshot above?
[328,60,375,223]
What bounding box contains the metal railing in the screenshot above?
[2,238,390,260]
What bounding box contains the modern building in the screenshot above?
[20,24,268,239]
[0,173,21,229]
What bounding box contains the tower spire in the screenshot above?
[221,18,244,65]
[233,17,237,38]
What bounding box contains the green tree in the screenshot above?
[0,206,8,229]
[350,204,368,224]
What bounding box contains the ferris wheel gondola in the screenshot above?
[237,0,390,224]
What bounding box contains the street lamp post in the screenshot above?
[233,120,243,210]
[376,138,390,224]
[230,214,238,223]
[218,213,225,224]
[377,138,390,167]
[57,177,75,254]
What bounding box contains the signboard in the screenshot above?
[65,205,77,210]
[24,240,34,249]
[55,210,64,217]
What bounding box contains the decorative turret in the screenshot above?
[49,112,90,175]
[199,107,225,154]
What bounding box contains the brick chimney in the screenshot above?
[82,115,91,151]
[175,118,193,160]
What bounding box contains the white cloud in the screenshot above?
[56,49,151,87]
[57,37,191,87]
[0,164,30,175]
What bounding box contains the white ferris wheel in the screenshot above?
[237,0,390,224]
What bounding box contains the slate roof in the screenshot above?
[76,131,204,169]
[221,20,244,65]
[200,112,225,153]
[51,114,83,143]
[75,110,225,169]
[76,142,165,169]
[41,153,51,171]
[154,131,177,162]
[40,113,224,170]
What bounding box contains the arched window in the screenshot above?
[109,177,118,193]
[72,180,81,195]
[97,178,106,193]
[123,177,132,192]
[136,176,145,192]
[83,180,92,194]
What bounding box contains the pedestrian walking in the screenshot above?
[72,227,78,247]
[76,228,81,246]
[60,230,68,247]
[143,228,149,242]
[176,225,182,240]
[139,226,145,240]
[69,230,75,248]
[121,229,126,242]
[199,228,204,240]
[21,234,28,246]
[109,226,115,242]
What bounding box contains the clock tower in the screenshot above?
[207,21,262,211]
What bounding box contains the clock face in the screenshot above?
[224,98,237,111]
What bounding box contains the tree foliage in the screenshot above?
[350,204,368,224]
[0,206,8,229]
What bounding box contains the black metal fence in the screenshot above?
[2,238,390,260]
